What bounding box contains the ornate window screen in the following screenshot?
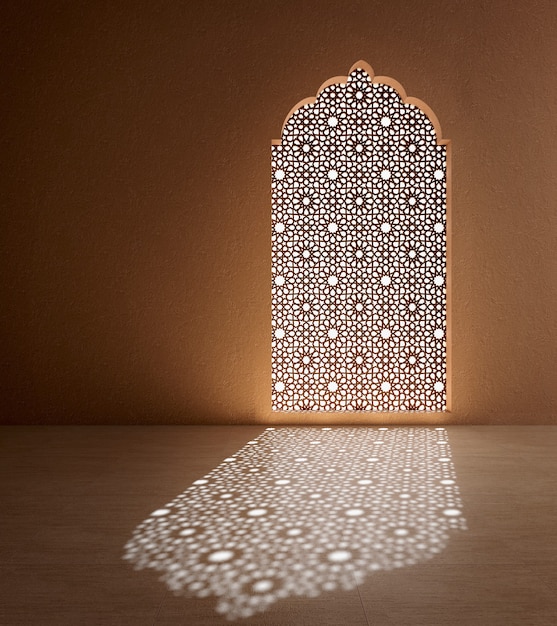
[271,62,449,412]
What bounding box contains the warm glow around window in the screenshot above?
[271,62,449,411]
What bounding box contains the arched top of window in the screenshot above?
[272,61,447,147]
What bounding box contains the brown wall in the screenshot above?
[2,0,556,424]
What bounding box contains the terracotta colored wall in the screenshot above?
[2,0,556,424]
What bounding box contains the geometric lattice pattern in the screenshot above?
[272,65,447,411]
[124,427,465,620]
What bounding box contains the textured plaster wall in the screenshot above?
[1,0,556,424]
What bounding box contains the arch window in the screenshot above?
[271,62,449,411]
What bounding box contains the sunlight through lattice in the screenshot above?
[272,65,447,411]
[124,427,465,620]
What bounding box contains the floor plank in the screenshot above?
[1,425,556,625]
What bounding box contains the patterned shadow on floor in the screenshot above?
[124,427,466,620]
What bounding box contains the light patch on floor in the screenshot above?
[124,427,466,620]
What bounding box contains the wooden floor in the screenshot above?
[1,425,556,625]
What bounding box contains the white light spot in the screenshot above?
[275,381,285,392]
[275,329,285,339]
[381,169,391,180]
[356,144,364,152]
[355,356,364,365]
[355,90,364,100]
[302,356,310,365]
[303,144,311,153]
[355,197,364,206]
[409,303,417,312]
[409,197,417,206]
[355,302,363,311]
[328,276,338,286]
[358,479,372,485]
[152,508,170,517]
[434,169,444,180]
[328,381,338,392]
[408,144,417,153]
[434,223,444,233]
[253,580,273,593]
[443,508,462,517]
[328,550,352,563]
[381,381,391,392]
[441,479,455,485]
[275,276,285,286]
[302,249,311,259]
[193,479,208,485]
[381,116,391,127]
[381,276,391,286]
[434,329,444,339]
[287,528,302,536]
[381,223,391,233]
[434,381,444,392]
[328,223,338,233]
[302,302,310,312]
[408,355,417,365]
[179,528,196,536]
[302,196,311,206]
[394,528,409,536]
[247,508,267,517]
[355,250,364,259]
[381,329,391,339]
[434,276,444,286]
[346,508,364,517]
[328,329,338,339]
[208,550,234,563]
[408,250,417,259]
[328,116,338,127]
[328,169,338,180]
[275,169,285,180]
[275,222,285,233]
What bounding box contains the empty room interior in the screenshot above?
[2,1,557,624]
